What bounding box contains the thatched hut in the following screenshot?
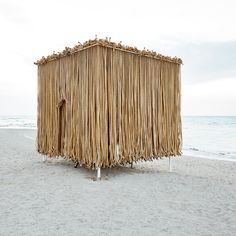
[35,38,182,176]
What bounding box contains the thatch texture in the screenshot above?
[36,39,182,169]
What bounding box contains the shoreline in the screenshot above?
[183,150,236,162]
[0,127,37,130]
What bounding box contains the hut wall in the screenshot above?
[37,45,182,168]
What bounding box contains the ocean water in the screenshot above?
[0,115,36,129]
[0,115,235,161]
[183,116,236,161]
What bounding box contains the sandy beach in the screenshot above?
[0,129,236,236]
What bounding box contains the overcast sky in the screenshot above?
[0,0,236,116]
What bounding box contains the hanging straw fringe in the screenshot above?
[36,39,182,169]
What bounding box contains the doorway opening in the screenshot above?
[58,99,66,154]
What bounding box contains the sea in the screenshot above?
[182,116,236,162]
[0,115,235,161]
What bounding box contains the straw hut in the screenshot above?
[35,38,182,175]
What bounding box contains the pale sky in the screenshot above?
[0,0,236,116]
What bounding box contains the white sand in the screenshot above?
[0,129,236,236]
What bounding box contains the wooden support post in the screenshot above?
[97,167,101,180]
[74,162,79,168]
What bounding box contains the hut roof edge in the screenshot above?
[34,38,183,65]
